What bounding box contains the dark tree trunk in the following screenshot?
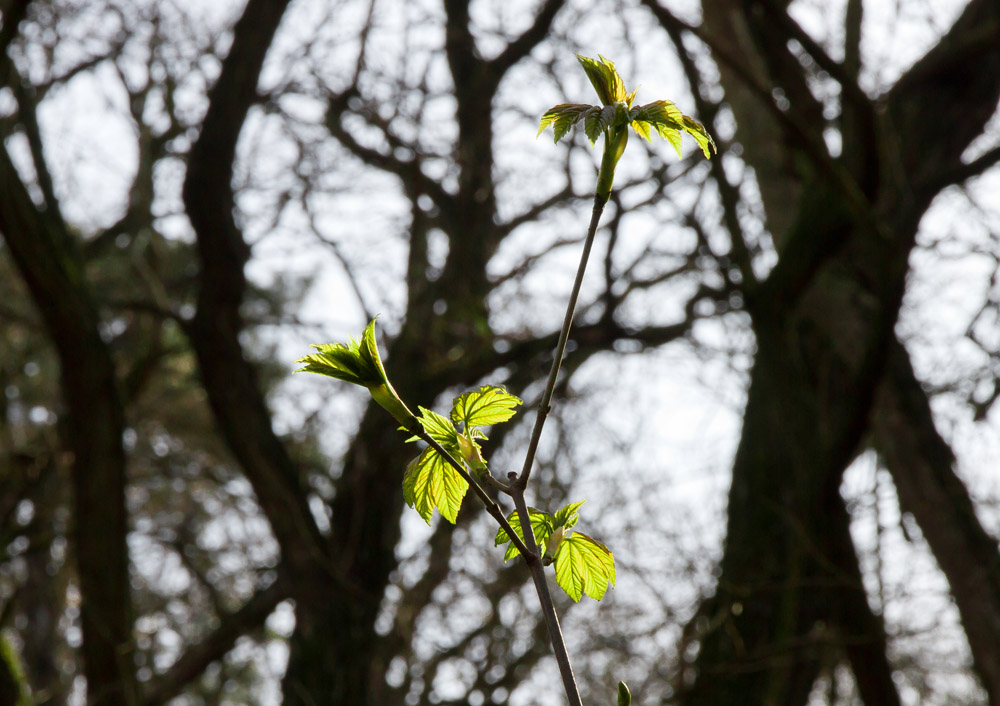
[679,205,902,706]
[876,343,1000,704]
[1,137,136,706]
[669,1,1000,703]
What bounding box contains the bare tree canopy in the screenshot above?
[1,0,999,704]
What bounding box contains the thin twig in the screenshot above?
[415,402,582,705]
[515,195,606,490]
[504,193,606,706]
[509,475,583,706]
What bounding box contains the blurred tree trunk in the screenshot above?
[1,125,137,706]
[285,0,564,696]
[669,1,1000,703]
[182,0,564,702]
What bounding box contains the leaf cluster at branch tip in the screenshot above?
[294,318,416,426]
[298,321,524,526]
[538,54,716,160]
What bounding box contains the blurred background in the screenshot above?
[1,0,999,704]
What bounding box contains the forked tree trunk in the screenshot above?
[677,1,1000,703]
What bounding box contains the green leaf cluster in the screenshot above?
[294,318,415,427]
[403,386,522,524]
[495,500,616,602]
[630,99,715,159]
[538,54,716,202]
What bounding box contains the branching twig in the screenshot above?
[412,429,529,560]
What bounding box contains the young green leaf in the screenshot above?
[495,508,555,562]
[618,681,631,706]
[584,105,617,145]
[414,406,460,450]
[296,318,416,426]
[538,103,598,144]
[456,432,487,470]
[538,57,715,168]
[451,385,522,431]
[545,525,566,557]
[539,54,715,206]
[295,321,384,386]
[681,114,717,159]
[553,531,616,602]
[553,500,586,529]
[576,54,626,106]
[630,100,716,158]
[403,446,469,524]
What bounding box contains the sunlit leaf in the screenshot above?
[576,54,626,106]
[540,54,715,187]
[495,508,554,561]
[538,103,596,144]
[630,119,652,142]
[682,115,717,159]
[631,100,716,159]
[631,99,685,128]
[553,500,586,529]
[554,531,616,601]
[456,432,486,470]
[295,319,385,386]
[451,385,522,430]
[297,318,415,425]
[584,105,616,145]
[403,446,469,524]
[414,406,460,450]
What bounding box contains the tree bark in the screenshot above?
[1,139,137,705]
[875,342,1000,703]
[282,2,568,702]
[671,1,1000,703]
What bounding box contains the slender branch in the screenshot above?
[323,90,452,211]
[655,10,758,289]
[143,577,289,706]
[490,234,586,286]
[5,61,59,215]
[509,477,583,706]
[415,422,582,706]
[927,143,1000,193]
[490,0,565,77]
[756,0,872,111]
[515,195,605,488]
[496,182,576,237]
[642,1,880,232]
[498,192,607,706]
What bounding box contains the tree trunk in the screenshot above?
[672,1,1000,702]
[1,140,136,706]
[876,343,1000,703]
[679,267,900,706]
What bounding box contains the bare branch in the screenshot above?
[182,0,337,586]
[1,124,138,706]
[490,0,565,77]
[143,578,289,706]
